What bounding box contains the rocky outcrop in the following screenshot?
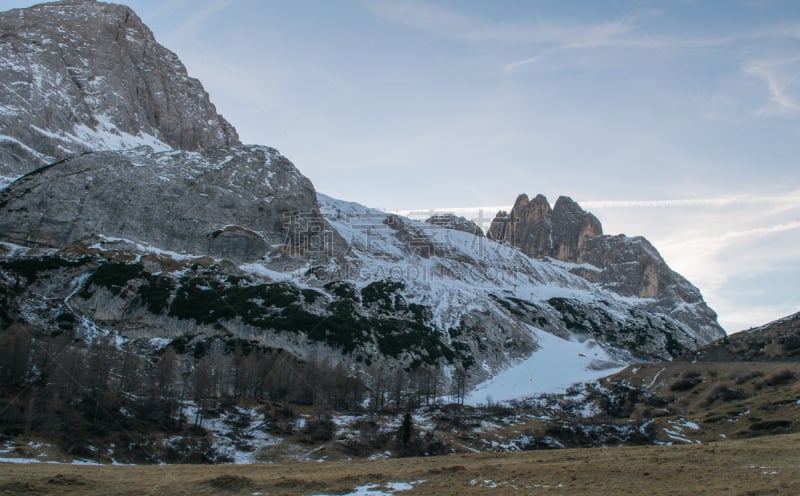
[0,145,332,263]
[551,196,603,262]
[489,193,725,343]
[488,194,550,257]
[0,0,239,180]
[488,194,601,261]
[425,214,484,237]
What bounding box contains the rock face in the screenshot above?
[0,0,329,265]
[0,0,239,181]
[0,146,324,263]
[488,194,601,260]
[489,193,724,342]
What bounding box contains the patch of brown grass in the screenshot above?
[1,433,799,495]
[202,474,251,490]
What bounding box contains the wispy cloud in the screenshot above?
[744,57,800,116]
[366,0,800,51]
[665,221,800,252]
[172,0,232,38]
[365,0,633,48]
[503,55,542,74]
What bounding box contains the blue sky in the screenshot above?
[5,0,800,332]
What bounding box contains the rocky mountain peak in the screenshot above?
[489,192,725,342]
[487,193,553,258]
[551,196,603,262]
[0,0,240,182]
[512,193,530,210]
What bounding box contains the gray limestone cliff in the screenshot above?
[0,145,329,263]
[0,0,331,264]
[0,0,239,182]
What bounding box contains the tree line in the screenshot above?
[0,322,470,456]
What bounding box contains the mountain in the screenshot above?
[0,0,724,399]
[488,193,723,343]
[0,0,238,188]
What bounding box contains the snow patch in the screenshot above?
[544,257,602,273]
[310,480,424,496]
[465,326,626,405]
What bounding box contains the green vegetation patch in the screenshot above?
[168,277,452,364]
[83,262,174,314]
[0,255,91,283]
[323,281,359,300]
[361,280,406,312]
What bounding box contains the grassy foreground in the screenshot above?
[1,433,799,495]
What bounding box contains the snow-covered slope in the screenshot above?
[465,326,626,405]
[311,193,714,386]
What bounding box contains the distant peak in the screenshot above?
[553,195,582,212]
[513,193,530,210]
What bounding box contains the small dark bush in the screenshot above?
[734,370,764,385]
[749,420,792,431]
[86,262,147,295]
[706,385,747,403]
[765,370,796,386]
[323,281,359,300]
[670,373,703,391]
[301,413,335,442]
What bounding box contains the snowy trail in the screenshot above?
[647,367,667,389]
[465,326,627,405]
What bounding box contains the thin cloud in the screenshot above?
[365,0,633,48]
[667,221,800,252]
[397,190,800,215]
[744,57,800,116]
[172,0,232,38]
[586,190,800,209]
[365,0,800,52]
[503,55,541,74]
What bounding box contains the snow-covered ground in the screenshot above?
[309,481,424,496]
[179,404,282,464]
[465,325,627,405]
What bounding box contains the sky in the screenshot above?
[4,0,800,333]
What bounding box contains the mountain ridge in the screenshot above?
[488,192,723,343]
[0,0,724,397]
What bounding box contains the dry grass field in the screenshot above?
[1,432,799,496]
[601,361,800,441]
